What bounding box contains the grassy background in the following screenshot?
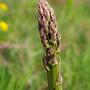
[0,0,90,90]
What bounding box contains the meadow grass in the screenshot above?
[0,0,90,90]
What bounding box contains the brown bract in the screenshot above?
[38,0,61,54]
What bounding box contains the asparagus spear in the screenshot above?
[38,0,62,90]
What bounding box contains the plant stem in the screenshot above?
[47,58,62,90]
[38,0,62,90]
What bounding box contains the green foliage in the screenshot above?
[0,0,90,90]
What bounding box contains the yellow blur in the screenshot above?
[0,21,8,32]
[0,3,8,11]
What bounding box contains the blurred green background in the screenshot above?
[0,0,90,90]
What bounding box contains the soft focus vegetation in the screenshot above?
[0,0,90,90]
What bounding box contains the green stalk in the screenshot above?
[47,58,62,90]
[38,0,62,90]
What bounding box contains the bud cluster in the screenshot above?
[38,0,61,56]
